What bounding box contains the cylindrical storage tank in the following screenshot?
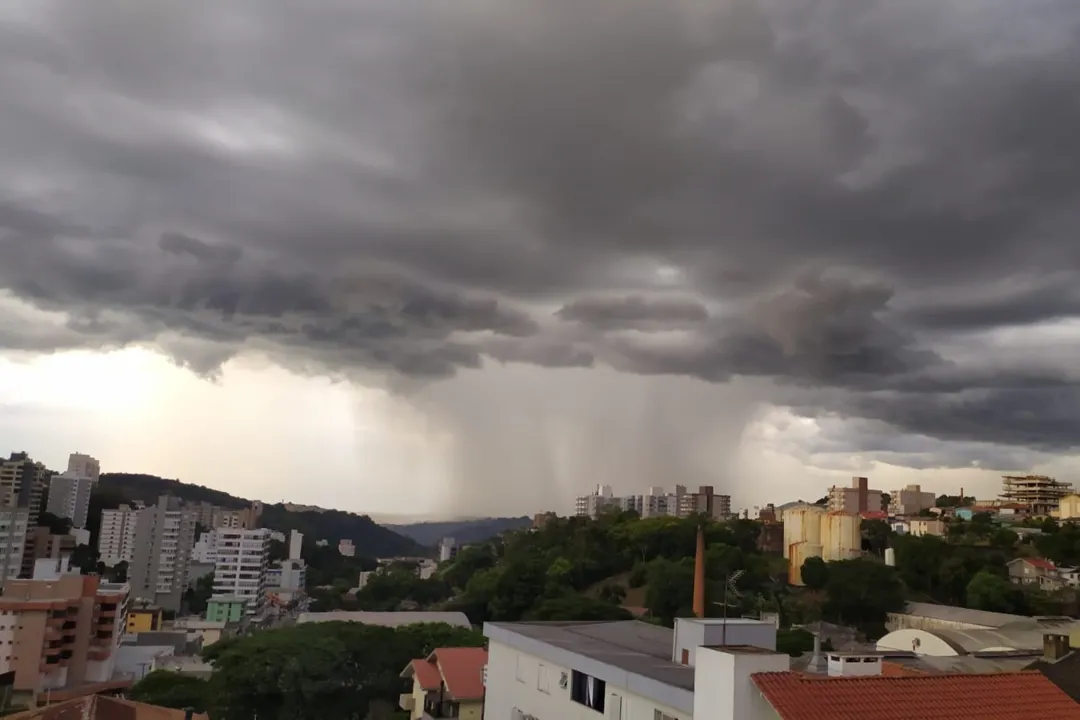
[823,512,861,562]
[782,506,824,559]
[788,542,823,586]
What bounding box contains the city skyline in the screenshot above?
[4,1,1080,516]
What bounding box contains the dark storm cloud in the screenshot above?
[2,0,1080,468]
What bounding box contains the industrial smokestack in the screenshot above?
[693,525,705,618]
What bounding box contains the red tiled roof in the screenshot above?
[1023,557,1058,570]
[403,658,442,691]
[430,647,488,701]
[860,511,889,520]
[752,671,1080,720]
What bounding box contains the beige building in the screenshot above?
[211,502,263,530]
[0,574,128,702]
[890,484,936,516]
[1052,494,1080,520]
[828,476,883,514]
[907,518,946,537]
[0,454,50,526]
[401,647,487,720]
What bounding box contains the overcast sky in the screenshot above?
[3,0,1080,519]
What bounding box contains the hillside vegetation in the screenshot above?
[386,516,532,546]
[96,472,422,558]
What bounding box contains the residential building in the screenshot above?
[1026,633,1080,702]
[0,508,30,585]
[907,518,946,537]
[0,453,50,526]
[400,647,488,720]
[1008,558,1061,589]
[1000,474,1073,515]
[210,502,262,531]
[205,597,247,624]
[127,607,164,633]
[575,485,731,521]
[889,484,936,515]
[1053,494,1080,520]
[211,528,270,616]
[21,527,75,580]
[185,501,217,528]
[45,473,92,530]
[128,496,197,612]
[0,574,128,700]
[296,611,472,628]
[827,476,884,514]
[574,485,614,519]
[97,505,139,567]
[439,537,458,563]
[338,539,356,557]
[64,453,100,484]
[171,618,227,648]
[267,558,306,591]
[191,531,217,564]
[5,695,210,719]
[288,529,303,560]
[33,556,74,581]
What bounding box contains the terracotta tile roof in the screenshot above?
[430,647,488,701]
[402,657,443,691]
[752,671,1080,720]
[7,695,209,719]
[860,511,888,520]
[1025,557,1058,570]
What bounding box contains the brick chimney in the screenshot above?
[1044,633,1071,662]
[855,477,869,514]
[693,525,705,618]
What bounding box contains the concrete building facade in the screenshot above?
[129,497,197,612]
[97,505,139,567]
[45,473,93,529]
[889,484,936,515]
[827,476,883,514]
[0,453,50,526]
[0,508,30,586]
[211,528,270,616]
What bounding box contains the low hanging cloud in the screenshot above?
[3,0,1080,496]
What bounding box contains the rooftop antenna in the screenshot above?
[720,569,744,647]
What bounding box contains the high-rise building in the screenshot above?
[97,505,139,567]
[128,496,197,612]
[889,484,937,516]
[22,526,76,579]
[211,528,270,616]
[438,537,458,563]
[45,472,93,529]
[0,453,51,525]
[192,531,218,564]
[288,529,303,561]
[0,574,128,699]
[65,453,100,484]
[211,503,263,530]
[0,508,29,585]
[575,484,731,521]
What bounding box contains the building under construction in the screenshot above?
[1000,474,1073,515]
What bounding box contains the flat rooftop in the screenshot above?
[488,621,696,690]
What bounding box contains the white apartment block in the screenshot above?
[97,505,138,567]
[212,528,271,616]
[45,472,93,529]
[192,531,218,564]
[0,508,29,584]
[65,453,100,483]
[484,618,783,720]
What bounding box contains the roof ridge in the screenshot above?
[752,670,1047,682]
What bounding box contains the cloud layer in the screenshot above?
[3,0,1080,490]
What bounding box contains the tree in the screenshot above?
[598,583,626,604]
[184,573,215,616]
[644,558,695,624]
[202,621,484,720]
[36,512,72,536]
[966,570,1015,613]
[801,557,829,591]
[822,558,904,637]
[524,595,633,621]
[861,520,891,556]
[130,671,209,712]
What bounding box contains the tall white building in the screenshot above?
[212,528,271,616]
[45,472,93,529]
[438,537,458,563]
[574,485,731,521]
[97,505,139,566]
[192,531,218,564]
[289,529,303,560]
[65,453,100,483]
[129,496,197,611]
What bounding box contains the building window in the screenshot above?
[570,670,605,713]
[537,663,549,693]
[515,655,526,683]
[654,712,679,720]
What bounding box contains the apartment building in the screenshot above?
[575,485,732,521]
[211,528,270,617]
[0,508,30,586]
[1001,475,1073,515]
[191,531,218,564]
[211,502,263,531]
[0,454,50,526]
[889,484,936,516]
[129,497,197,612]
[22,527,76,580]
[0,574,128,700]
[45,473,93,529]
[64,453,100,484]
[97,505,139,567]
[827,477,884,514]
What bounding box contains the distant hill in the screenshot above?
[96,473,423,558]
[386,516,532,547]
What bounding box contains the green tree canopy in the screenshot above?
[801,556,829,591]
[823,558,905,637]
[966,570,1015,613]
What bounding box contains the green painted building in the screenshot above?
[206,596,248,623]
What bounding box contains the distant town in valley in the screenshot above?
[1,449,1079,719]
